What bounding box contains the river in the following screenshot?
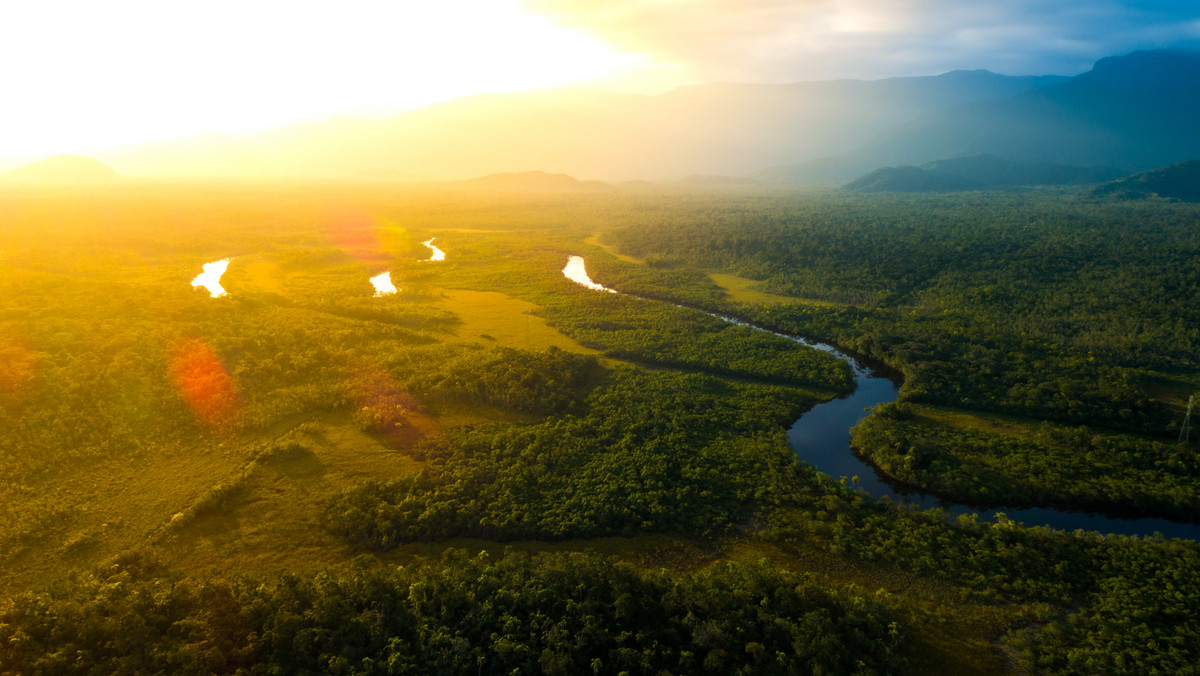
[564,256,1200,539]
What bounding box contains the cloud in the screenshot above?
[525,0,1200,81]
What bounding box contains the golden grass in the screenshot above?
[913,404,1045,442]
[584,233,643,263]
[227,255,284,294]
[436,287,599,354]
[709,272,841,307]
[0,437,255,595]
[157,415,425,581]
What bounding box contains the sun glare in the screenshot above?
[0,0,640,159]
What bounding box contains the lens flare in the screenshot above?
[170,340,241,428]
[0,330,36,408]
[347,362,427,445]
[326,211,385,260]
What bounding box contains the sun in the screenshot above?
[0,0,644,159]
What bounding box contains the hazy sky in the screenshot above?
[1,0,1198,159]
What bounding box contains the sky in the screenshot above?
[1,0,1198,160]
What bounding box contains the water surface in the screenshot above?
[562,256,616,293]
[370,271,398,296]
[191,259,230,297]
[422,238,446,262]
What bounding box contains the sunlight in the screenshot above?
[562,256,615,293]
[0,0,642,158]
[421,238,446,262]
[370,271,398,296]
[191,259,231,298]
[0,330,36,406]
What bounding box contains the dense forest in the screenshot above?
[1,183,1198,674]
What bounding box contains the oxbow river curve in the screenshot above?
[562,256,1200,540]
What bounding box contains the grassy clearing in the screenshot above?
[436,287,600,354]
[157,415,425,581]
[913,404,1047,442]
[1143,371,1200,414]
[585,232,643,263]
[0,437,254,596]
[710,272,842,307]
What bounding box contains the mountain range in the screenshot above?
[844,155,1124,193]
[6,49,1198,185]
[1094,160,1200,202]
[0,155,120,184]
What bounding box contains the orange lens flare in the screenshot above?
[348,362,424,444]
[326,211,385,261]
[170,340,241,428]
[0,331,36,408]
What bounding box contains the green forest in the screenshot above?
[1,183,1198,674]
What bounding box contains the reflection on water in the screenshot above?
[370,271,398,296]
[191,259,230,297]
[562,256,616,293]
[422,238,446,262]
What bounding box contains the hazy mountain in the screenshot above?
[1,155,120,184]
[453,171,612,192]
[1094,160,1200,202]
[96,72,1064,181]
[844,155,1124,192]
[801,50,1200,183]
[844,165,976,192]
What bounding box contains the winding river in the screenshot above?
[564,256,1200,539]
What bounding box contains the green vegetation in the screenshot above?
[604,190,1200,508]
[853,403,1200,519]
[2,183,1199,674]
[0,550,901,675]
[1095,159,1200,202]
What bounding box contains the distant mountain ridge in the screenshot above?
[3,49,1187,185]
[1,155,120,184]
[1094,160,1200,202]
[453,171,612,191]
[785,49,1200,184]
[844,155,1123,192]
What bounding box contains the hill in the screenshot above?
[844,155,1123,192]
[453,171,611,191]
[844,165,974,192]
[1094,160,1200,201]
[1,155,120,184]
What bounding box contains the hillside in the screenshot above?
[844,165,974,192]
[844,155,1123,192]
[454,171,612,191]
[1094,160,1200,201]
[1,155,120,184]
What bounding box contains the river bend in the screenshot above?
[564,256,1200,539]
